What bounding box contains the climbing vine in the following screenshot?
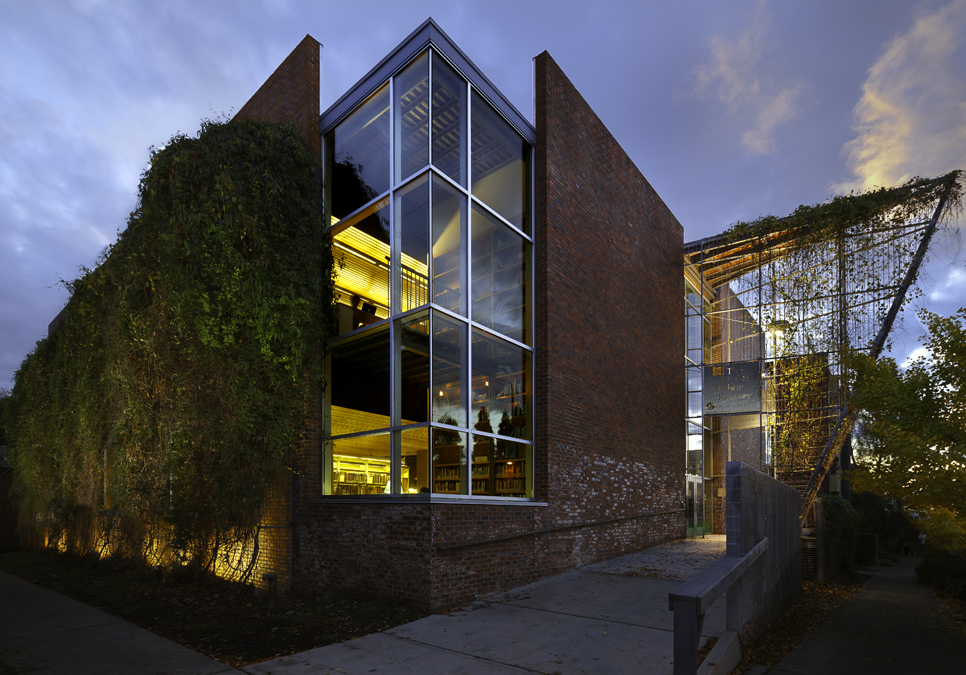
[5,119,335,574]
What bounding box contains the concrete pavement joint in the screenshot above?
[488,600,675,632]
[381,633,544,673]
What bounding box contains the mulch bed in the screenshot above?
[0,550,427,666]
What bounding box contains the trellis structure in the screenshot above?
[684,171,962,524]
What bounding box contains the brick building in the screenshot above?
[234,20,685,608]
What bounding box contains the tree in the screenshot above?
[849,308,966,553]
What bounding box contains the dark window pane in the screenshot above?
[331,84,390,219]
[399,427,430,494]
[471,91,527,232]
[432,175,465,315]
[431,52,466,186]
[395,52,429,184]
[471,329,530,441]
[397,310,429,425]
[471,204,528,343]
[432,428,467,494]
[397,175,429,312]
[329,325,390,435]
[432,312,466,427]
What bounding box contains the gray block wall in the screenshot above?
[725,461,802,642]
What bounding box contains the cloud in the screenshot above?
[838,0,966,191]
[693,0,805,155]
[900,345,930,369]
[928,266,966,302]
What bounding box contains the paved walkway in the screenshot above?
[754,555,965,675]
[0,569,240,674]
[0,537,727,675]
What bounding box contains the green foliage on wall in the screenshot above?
[723,171,962,243]
[4,119,334,571]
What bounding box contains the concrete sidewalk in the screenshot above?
[241,538,727,675]
[1,537,726,675]
[0,569,241,674]
[755,556,965,675]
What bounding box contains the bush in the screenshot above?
[822,493,860,576]
[916,555,966,599]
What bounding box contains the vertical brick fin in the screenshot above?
[235,34,322,161]
[534,51,686,527]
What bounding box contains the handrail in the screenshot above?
[668,537,769,675]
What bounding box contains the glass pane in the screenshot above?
[333,200,390,335]
[471,204,528,343]
[687,392,703,418]
[331,84,390,219]
[471,91,527,232]
[431,52,466,186]
[397,175,429,312]
[432,312,466,427]
[395,52,429,184]
[399,427,430,494]
[396,310,429,425]
[431,175,465,315]
[432,428,467,494]
[470,435,529,497]
[329,325,390,436]
[687,367,702,392]
[471,329,531,440]
[331,432,390,495]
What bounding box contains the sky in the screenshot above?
[1,0,965,392]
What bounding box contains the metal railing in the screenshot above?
[668,537,769,675]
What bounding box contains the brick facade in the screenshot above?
[239,38,686,610]
[234,34,321,162]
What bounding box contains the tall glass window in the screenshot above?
[324,47,533,499]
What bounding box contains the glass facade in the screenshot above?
[324,47,533,498]
[685,280,711,535]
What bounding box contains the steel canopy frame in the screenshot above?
[684,173,961,523]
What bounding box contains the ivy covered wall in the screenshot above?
[3,119,334,577]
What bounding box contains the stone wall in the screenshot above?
[725,461,802,642]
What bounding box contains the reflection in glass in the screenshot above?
[396,176,429,312]
[433,313,466,427]
[471,204,528,343]
[431,53,466,186]
[396,310,429,425]
[331,433,391,495]
[432,428,467,494]
[471,330,530,441]
[471,91,527,232]
[432,175,465,315]
[399,427,429,494]
[329,325,390,436]
[333,200,391,335]
[331,84,390,219]
[471,435,529,497]
[394,53,429,183]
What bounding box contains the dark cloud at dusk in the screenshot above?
[2,0,965,391]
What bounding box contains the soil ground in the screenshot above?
[0,549,426,667]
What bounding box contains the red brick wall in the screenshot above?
[234,34,321,161]
[231,35,321,590]
[289,50,686,611]
[533,51,685,530]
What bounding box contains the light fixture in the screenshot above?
[766,319,792,338]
